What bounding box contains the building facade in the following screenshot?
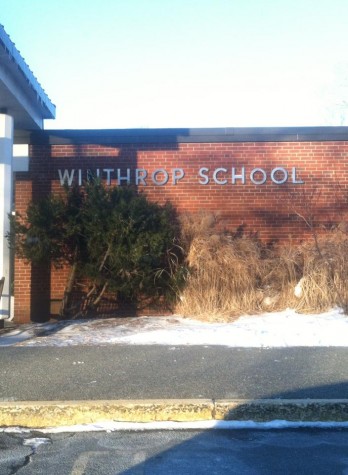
[13,127,348,323]
[2,26,348,324]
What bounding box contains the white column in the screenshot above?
[0,114,13,319]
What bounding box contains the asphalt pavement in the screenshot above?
[2,428,348,474]
[1,345,348,401]
[1,345,348,426]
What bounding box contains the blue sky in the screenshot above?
[1,0,348,129]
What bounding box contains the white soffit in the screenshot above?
[13,143,29,172]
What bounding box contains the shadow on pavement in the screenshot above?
[118,426,348,475]
[119,382,348,475]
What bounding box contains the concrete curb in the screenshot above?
[1,399,348,428]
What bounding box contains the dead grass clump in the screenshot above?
[258,244,303,312]
[175,213,348,321]
[291,230,348,313]
[176,213,269,320]
[179,211,217,251]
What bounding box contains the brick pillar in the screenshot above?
[13,180,32,323]
[13,146,51,323]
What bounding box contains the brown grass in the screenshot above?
[175,212,348,321]
[292,231,348,313]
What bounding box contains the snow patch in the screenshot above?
[1,308,347,348]
[23,437,51,449]
[3,420,348,434]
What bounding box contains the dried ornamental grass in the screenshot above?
[292,230,348,313]
[177,221,267,319]
[175,212,348,321]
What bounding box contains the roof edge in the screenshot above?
[0,24,56,119]
[32,126,348,145]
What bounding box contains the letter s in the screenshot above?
[198,167,209,185]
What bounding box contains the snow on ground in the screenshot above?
[3,420,348,434]
[1,307,348,348]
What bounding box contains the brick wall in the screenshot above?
[13,132,348,322]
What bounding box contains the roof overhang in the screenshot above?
[29,126,348,145]
[0,25,55,131]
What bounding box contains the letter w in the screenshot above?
[58,169,75,186]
